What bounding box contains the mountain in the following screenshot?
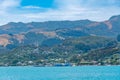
[0,20,93,34]
[0,15,119,48]
[0,15,120,37]
[0,36,118,66]
[0,15,120,66]
[0,15,120,50]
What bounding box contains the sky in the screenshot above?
[0,0,120,25]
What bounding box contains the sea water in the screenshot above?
[0,66,120,80]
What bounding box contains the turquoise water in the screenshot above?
[0,66,120,80]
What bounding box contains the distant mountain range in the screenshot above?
[0,15,120,49]
[1,15,120,35]
[0,15,120,66]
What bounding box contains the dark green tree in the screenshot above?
[117,34,120,42]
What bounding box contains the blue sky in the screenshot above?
[0,0,120,25]
[21,0,54,8]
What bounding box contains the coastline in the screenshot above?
[0,64,120,67]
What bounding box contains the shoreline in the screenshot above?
[0,65,120,67]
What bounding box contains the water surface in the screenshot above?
[0,66,120,80]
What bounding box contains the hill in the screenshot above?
[0,36,119,66]
[0,15,120,66]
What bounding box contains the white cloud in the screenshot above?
[20,0,120,22]
[0,0,20,8]
[0,0,20,13]
[22,6,42,9]
[0,0,120,25]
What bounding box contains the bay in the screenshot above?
[0,66,120,80]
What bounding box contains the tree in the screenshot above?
[117,34,120,42]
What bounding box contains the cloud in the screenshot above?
[0,0,20,13]
[22,6,42,9]
[0,0,120,25]
[21,0,120,21]
[0,0,20,8]
[78,0,120,7]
